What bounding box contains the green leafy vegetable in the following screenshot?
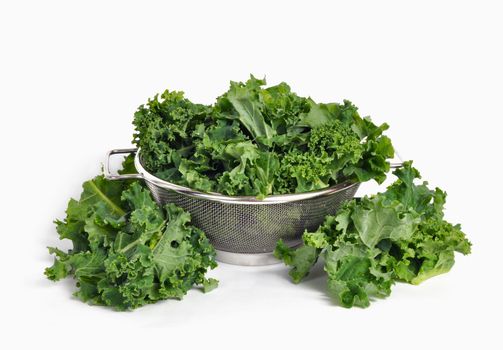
[275,161,471,308]
[133,75,394,197]
[45,165,217,310]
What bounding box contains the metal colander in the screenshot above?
[105,148,360,265]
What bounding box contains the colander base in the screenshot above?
[215,243,302,266]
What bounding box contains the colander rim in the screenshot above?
[133,148,360,204]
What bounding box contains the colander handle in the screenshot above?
[390,162,403,169]
[104,148,144,180]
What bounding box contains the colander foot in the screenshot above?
[215,250,282,266]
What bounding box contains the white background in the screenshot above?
[1,0,502,349]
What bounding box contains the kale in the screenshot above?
[45,162,217,311]
[133,75,394,197]
[275,162,471,307]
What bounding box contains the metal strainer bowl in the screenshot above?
[105,148,361,266]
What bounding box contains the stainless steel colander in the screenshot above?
[105,148,370,265]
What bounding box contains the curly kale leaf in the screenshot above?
[45,172,217,311]
[133,90,212,175]
[275,162,471,308]
[274,240,320,283]
[224,77,276,144]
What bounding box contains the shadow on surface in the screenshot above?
[265,259,336,306]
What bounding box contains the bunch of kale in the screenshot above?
[275,162,471,307]
[45,163,218,311]
[133,76,394,198]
